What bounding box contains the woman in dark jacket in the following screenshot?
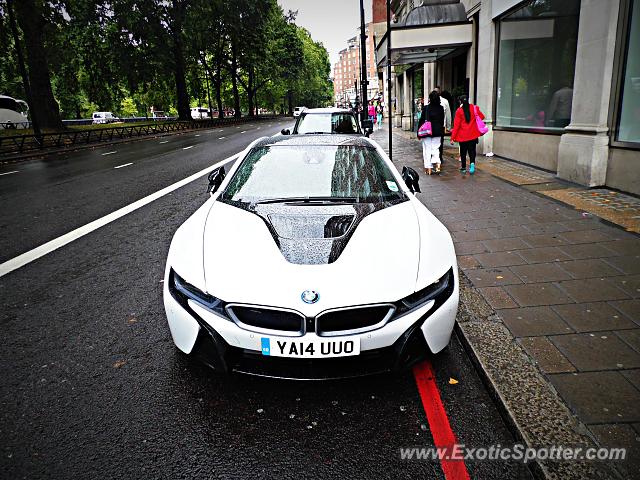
[417,90,445,175]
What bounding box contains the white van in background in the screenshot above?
[92,111,118,124]
[0,95,29,129]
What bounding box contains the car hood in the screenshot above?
[201,200,422,316]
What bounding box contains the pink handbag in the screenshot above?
[475,105,488,135]
[417,121,432,138]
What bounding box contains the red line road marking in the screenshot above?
[413,360,470,480]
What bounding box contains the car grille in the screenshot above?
[226,305,305,334]
[316,305,395,336]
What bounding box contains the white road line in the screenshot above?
[183,145,194,150]
[0,154,238,278]
[257,127,261,129]
[159,140,169,144]
[114,162,133,169]
[0,170,19,176]
[240,131,247,134]
[195,134,200,137]
[102,151,117,156]
[218,136,226,139]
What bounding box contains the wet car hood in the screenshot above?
[201,200,422,315]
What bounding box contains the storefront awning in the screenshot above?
[376,2,472,67]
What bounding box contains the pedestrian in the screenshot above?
[368,101,376,126]
[434,86,452,164]
[417,90,445,175]
[376,103,383,130]
[450,95,486,174]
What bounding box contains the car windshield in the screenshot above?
[220,145,404,204]
[295,113,360,134]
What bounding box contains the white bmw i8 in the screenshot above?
[163,134,459,379]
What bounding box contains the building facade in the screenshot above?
[374,0,640,195]
[333,24,380,107]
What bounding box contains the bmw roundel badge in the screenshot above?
[301,290,320,304]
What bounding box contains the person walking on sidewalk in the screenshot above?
[417,90,445,175]
[368,101,376,126]
[434,86,452,164]
[376,103,383,130]
[450,95,485,174]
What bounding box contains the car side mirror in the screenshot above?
[364,127,373,137]
[401,166,421,193]
[281,128,290,135]
[361,119,373,131]
[207,166,226,194]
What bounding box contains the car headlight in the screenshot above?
[395,268,454,316]
[169,269,227,317]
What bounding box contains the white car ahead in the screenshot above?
[163,135,459,379]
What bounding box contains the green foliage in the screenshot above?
[3,0,333,122]
[120,97,138,117]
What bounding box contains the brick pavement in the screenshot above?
[372,126,640,478]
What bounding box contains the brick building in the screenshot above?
[332,24,379,107]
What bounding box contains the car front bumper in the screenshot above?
[163,271,459,380]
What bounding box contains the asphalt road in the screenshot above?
[0,121,533,479]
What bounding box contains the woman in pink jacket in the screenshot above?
[450,95,485,174]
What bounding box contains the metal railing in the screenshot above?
[0,116,280,157]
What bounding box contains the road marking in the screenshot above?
[183,145,194,150]
[257,127,261,129]
[159,140,169,144]
[241,131,247,134]
[195,134,200,137]
[218,136,226,140]
[102,151,117,156]
[413,361,470,480]
[0,154,238,278]
[0,170,19,176]
[114,162,133,169]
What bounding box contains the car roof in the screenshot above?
[252,134,375,149]
[300,107,353,114]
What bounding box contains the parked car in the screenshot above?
[92,111,118,124]
[281,107,373,137]
[191,107,211,120]
[0,95,29,129]
[163,134,459,379]
[151,111,168,120]
[293,106,306,117]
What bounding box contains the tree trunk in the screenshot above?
[171,0,190,121]
[247,68,254,117]
[230,43,241,118]
[12,0,62,131]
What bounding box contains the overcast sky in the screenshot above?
[277,0,372,70]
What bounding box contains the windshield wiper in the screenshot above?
[303,131,329,135]
[254,196,359,205]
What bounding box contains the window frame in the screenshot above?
[609,0,640,150]
[491,0,581,136]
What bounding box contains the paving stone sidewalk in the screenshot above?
[372,126,640,479]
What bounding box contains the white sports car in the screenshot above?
[163,135,459,379]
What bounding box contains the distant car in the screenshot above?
[191,107,211,120]
[151,111,168,120]
[92,111,118,124]
[163,134,459,379]
[0,95,29,129]
[282,108,372,137]
[293,106,306,118]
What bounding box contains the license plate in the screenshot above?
[260,337,360,358]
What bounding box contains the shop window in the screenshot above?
[496,0,581,132]
[617,0,640,144]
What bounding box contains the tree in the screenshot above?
[9,0,63,130]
